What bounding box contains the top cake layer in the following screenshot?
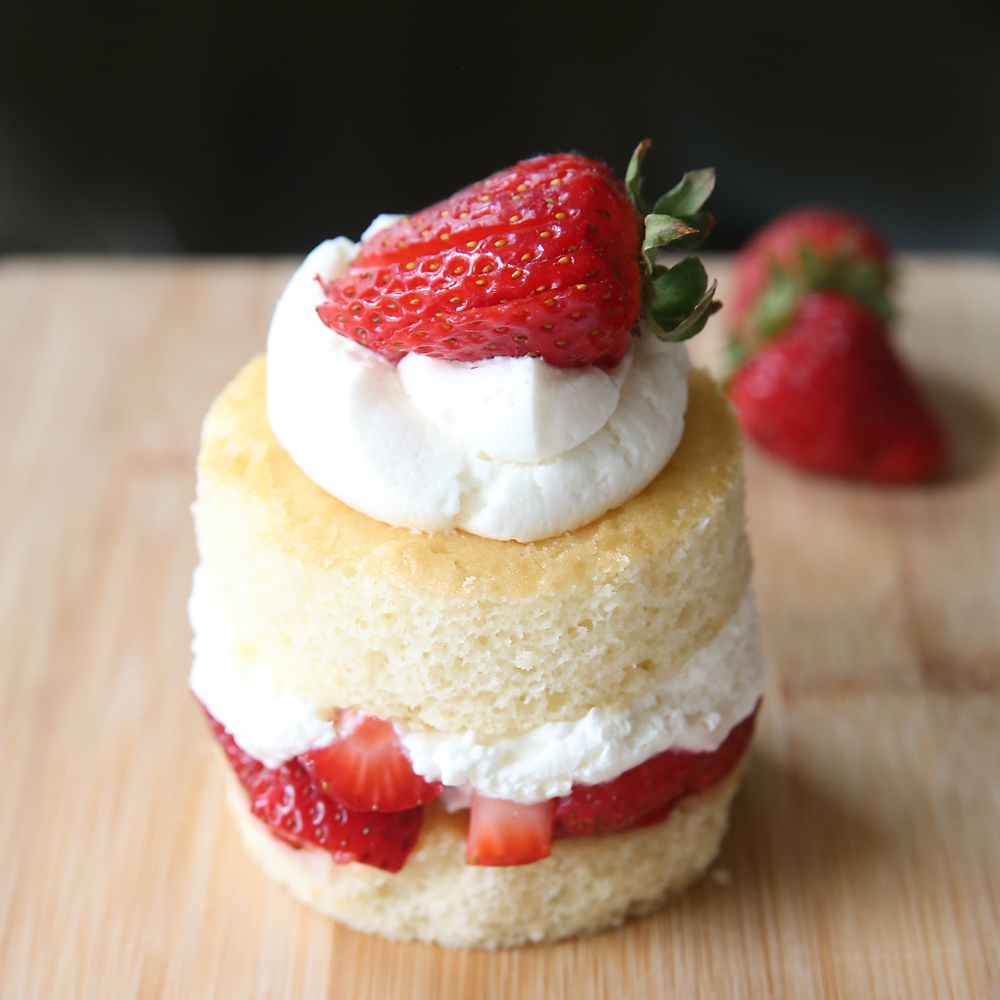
[194,356,750,737]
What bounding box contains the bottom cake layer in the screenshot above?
[222,759,744,949]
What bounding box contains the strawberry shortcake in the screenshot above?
[189,145,763,948]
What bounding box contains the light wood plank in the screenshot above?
[0,254,997,999]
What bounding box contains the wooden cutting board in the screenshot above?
[0,254,997,999]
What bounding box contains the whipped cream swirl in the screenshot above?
[266,228,691,542]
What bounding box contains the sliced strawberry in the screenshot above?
[466,794,555,867]
[729,292,947,481]
[205,710,423,872]
[208,710,265,788]
[553,708,758,838]
[684,712,759,795]
[317,144,719,368]
[246,760,422,871]
[299,711,442,813]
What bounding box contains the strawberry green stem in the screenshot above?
[625,140,722,342]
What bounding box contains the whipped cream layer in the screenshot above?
[189,568,763,801]
[189,567,335,768]
[266,234,691,542]
[401,592,762,802]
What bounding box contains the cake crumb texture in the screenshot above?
[225,763,742,948]
[194,357,751,736]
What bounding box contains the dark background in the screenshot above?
[2,1,999,256]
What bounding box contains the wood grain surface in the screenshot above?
[0,255,997,999]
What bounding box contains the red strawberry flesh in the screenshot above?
[300,711,442,812]
[466,794,555,866]
[553,708,758,838]
[206,702,758,871]
[206,711,422,872]
[317,153,643,368]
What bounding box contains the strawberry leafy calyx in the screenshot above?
[750,248,894,343]
[719,249,895,384]
[625,140,721,342]
[720,242,896,384]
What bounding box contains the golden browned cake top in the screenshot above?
[198,355,743,601]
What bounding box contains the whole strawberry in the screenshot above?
[729,292,947,481]
[317,143,721,367]
[727,207,892,359]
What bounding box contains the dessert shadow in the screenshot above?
[919,374,1000,483]
[715,749,893,908]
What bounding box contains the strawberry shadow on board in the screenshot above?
[681,748,892,925]
[918,375,1000,483]
[569,747,893,952]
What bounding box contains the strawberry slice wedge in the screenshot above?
[553,708,758,838]
[206,709,422,871]
[466,793,555,866]
[300,711,442,812]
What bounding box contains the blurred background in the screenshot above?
[1,0,999,256]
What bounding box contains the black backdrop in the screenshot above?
[2,0,999,255]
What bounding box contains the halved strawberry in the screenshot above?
[317,143,720,368]
[300,711,442,813]
[205,710,422,871]
[553,709,758,838]
[466,794,555,867]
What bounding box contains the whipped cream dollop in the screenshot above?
[188,568,763,802]
[266,232,691,542]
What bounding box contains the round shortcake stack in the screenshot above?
[190,149,763,948]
